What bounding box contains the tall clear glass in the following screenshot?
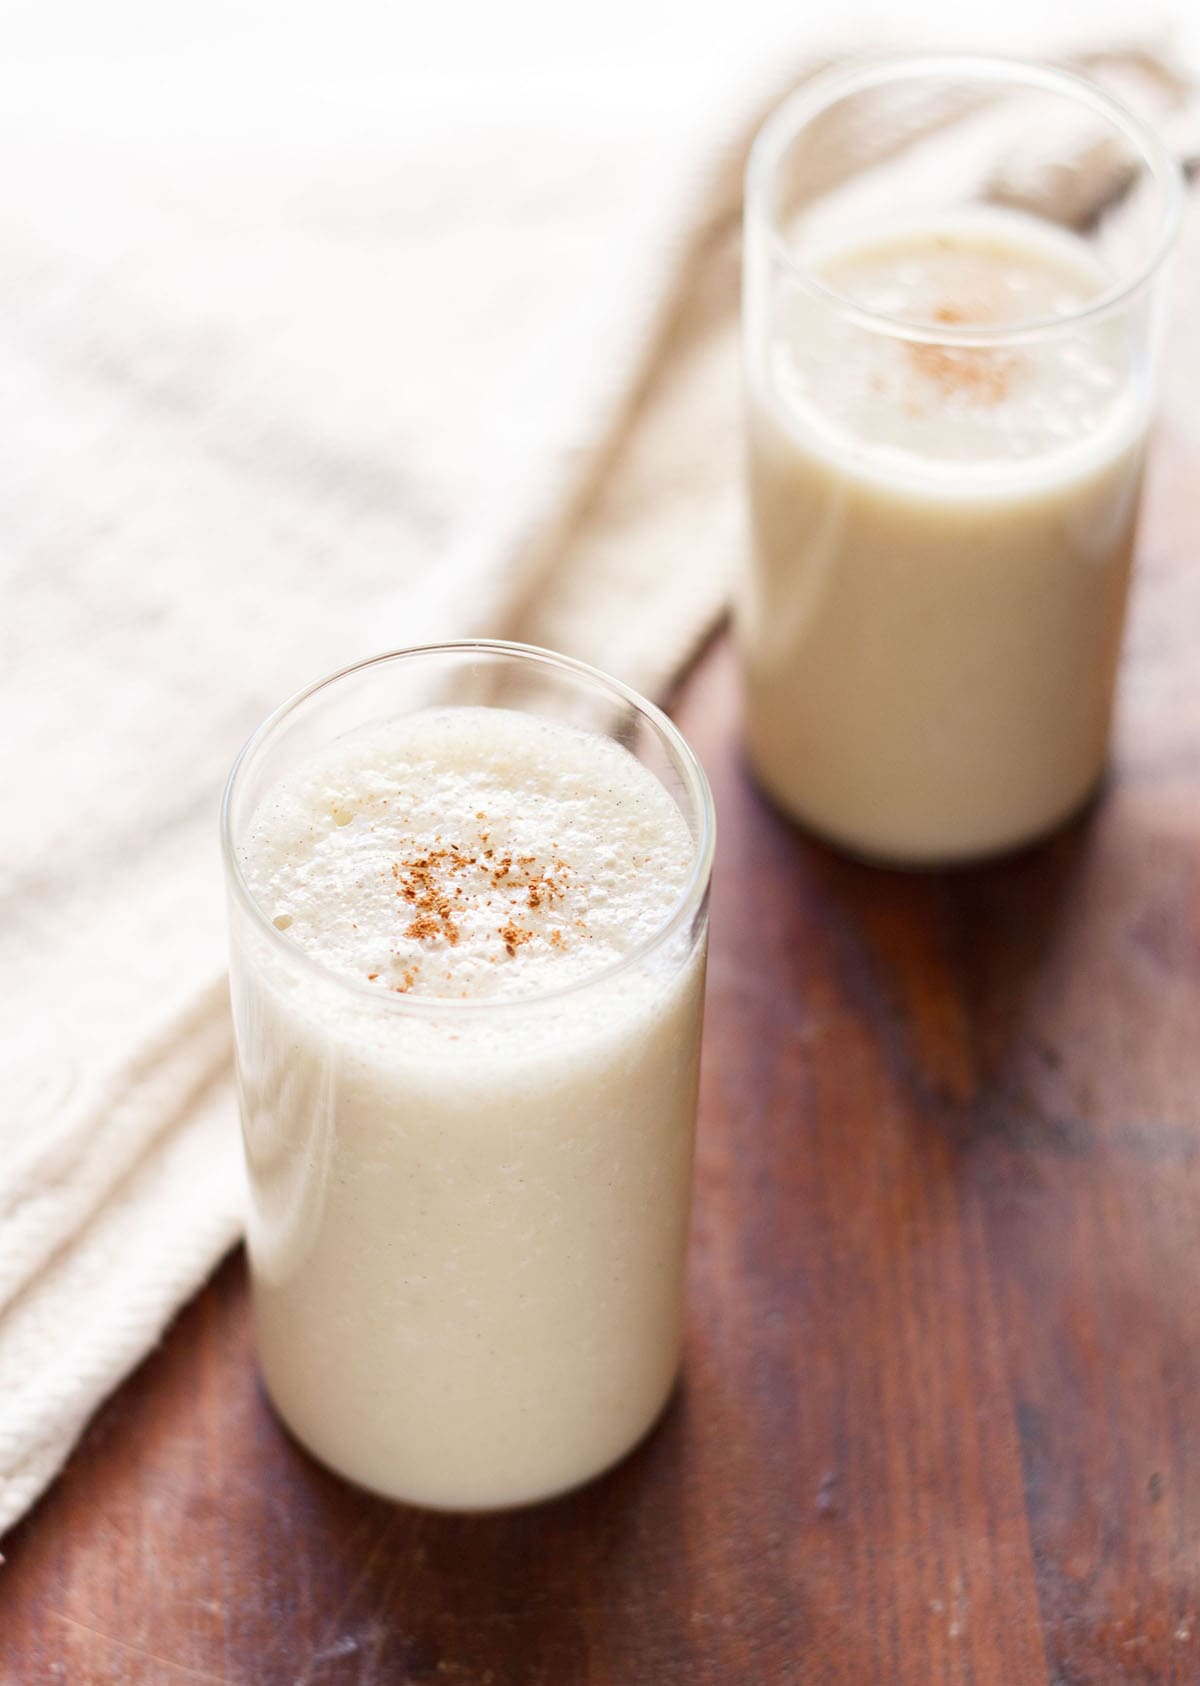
[221,642,714,1511]
[739,55,1183,865]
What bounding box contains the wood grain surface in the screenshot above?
[4,221,1200,1686]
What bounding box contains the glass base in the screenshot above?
[258,1361,682,1515]
[746,748,1109,872]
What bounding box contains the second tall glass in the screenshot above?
[739,56,1182,865]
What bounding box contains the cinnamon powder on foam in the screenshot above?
[383,820,575,987]
[906,302,1015,406]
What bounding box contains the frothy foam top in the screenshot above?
[770,208,1132,470]
[239,706,695,1002]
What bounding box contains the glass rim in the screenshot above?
[745,52,1185,348]
[220,639,716,1016]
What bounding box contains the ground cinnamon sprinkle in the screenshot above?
[392,848,468,945]
[384,822,574,961]
[367,964,418,991]
[907,302,1013,404]
[526,870,564,911]
[405,911,445,942]
[498,919,533,958]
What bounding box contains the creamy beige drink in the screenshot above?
[228,684,710,1510]
[741,206,1148,863]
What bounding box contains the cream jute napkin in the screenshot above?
[0,43,1193,1537]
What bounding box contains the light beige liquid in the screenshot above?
[740,208,1146,863]
[233,706,706,1510]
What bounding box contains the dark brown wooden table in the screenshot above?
[5,224,1200,1686]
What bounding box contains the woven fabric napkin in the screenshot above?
[1,42,1193,1536]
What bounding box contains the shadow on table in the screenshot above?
[736,745,1107,1146]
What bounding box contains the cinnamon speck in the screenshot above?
[907,302,1013,404]
[498,919,533,958]
[406,912,444,941]
[383,836,574,960]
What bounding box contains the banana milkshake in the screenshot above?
[742,208,1146,863]
[740,57,1180,865]
[224,652,712,1511]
